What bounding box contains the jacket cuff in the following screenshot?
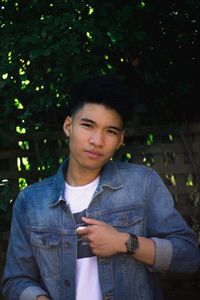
[150,237,173,271]
[19,286,49,300]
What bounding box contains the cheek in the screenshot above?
[69,132,87,148]
[105,139,119,153]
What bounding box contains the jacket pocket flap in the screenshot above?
[30,232,61,249]
[101,207,144,227]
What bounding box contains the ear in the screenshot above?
[63,116,72,137]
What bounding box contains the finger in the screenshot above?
[79,234,89,242]
[76,226,89,235]
[82,217,105,226]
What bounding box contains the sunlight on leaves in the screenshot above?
[165,173,176,186]
[88,6,94,15]
[2,73,8,80]
[16,126,26,134]
[138,1,145,8]
[146,134,154,145]
[21,79,30,86]
[14,98,23,109]
[8,51,12,63]
[169,134,173,141]
[107,64,112,69]
[18,178,28,190]
[18,141,29,150]
[186,174,194,186]
[22,157,30,171]
[17,157,21,171]
[19,68,25,75]
[86,31,92,40]
[107,32,116,44]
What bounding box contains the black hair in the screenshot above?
[68,74,137,125]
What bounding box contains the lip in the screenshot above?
[84,150,103,158]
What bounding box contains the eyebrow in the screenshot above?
[80,117,123,132]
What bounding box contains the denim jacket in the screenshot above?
[2,160,200,300]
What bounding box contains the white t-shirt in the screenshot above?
[65,177,102,300]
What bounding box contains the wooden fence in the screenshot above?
[115,122,200,224]
[0,122,200,299]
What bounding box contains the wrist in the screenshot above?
[118,232,130,253]
[36,296,50,300]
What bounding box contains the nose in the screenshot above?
[89,130,104,147]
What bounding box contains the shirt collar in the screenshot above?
[49,159,123,207]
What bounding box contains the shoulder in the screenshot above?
[14,175,55,206]
[24,175,55,191]
[111,160,164,187]
[23,175,55,194]
[112,160,154,175]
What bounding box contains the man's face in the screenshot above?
[63,103,124,174]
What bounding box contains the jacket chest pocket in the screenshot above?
[100,206,145,235]
[30,232,61,278]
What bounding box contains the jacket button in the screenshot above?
[63,205,68,212]
[64,279,70,287]
[64,241,70,249]
[41,238,47,245]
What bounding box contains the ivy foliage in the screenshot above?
[0,0,200,149]
[0,1,200,234]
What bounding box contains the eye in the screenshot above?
[107,129,119,136]
[81,122,93,129]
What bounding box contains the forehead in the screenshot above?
[73,103,123,127]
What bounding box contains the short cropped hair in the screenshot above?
[68,75,137,126]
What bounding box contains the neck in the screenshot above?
[65,162,101,187]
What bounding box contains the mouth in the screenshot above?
[84,150,103,159]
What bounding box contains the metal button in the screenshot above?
[41,238,47,245]
[64,279,70,287]
[64,241,70,249]
[63,204,68,212]
[104,296,111,300]
[104,293,113,300]
[98,257,110,264]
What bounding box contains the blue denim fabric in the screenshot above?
[1,160,200,300]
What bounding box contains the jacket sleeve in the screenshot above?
[1,191,49,300]
[146,169,200,273]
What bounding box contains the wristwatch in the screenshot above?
[125,233,139,255]
[36,296,50,300]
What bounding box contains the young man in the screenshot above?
[1,75,200,300]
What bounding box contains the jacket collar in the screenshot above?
[49,159,123,207]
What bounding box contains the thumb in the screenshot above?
[82,217,105,226]
[76,226,89,235]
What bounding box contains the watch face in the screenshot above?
[126,234,139,255]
